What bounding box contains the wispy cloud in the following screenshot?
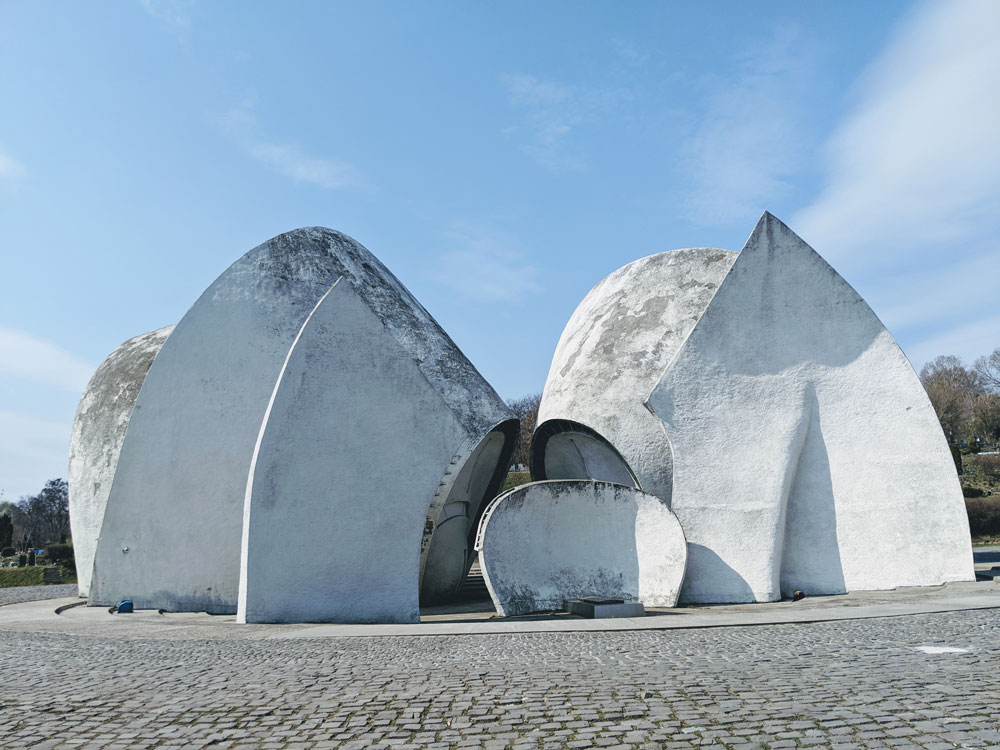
[792,0,1000,369]
[139,0,193,29]
[0,148,25,179]
[0,411,71,500]
[794,0,1000,268]
[430,224,541,303]
[500,73,628,173]
[220,102,362,191]
[0,328,94,392]
[680,25,812,225]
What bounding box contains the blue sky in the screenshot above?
[1,1,998,500]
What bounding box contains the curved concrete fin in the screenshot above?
[238,278,468,623]
[648,212,973,604]
[68,325,174,598]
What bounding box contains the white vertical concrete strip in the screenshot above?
[237,280,469,623]
[535,249,737,502]
[68,326,174,598]
[647,213,974,604]
[91,228,512,613]
[476,481,687,616]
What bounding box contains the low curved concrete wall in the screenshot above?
[476,481,687,616]
[68,325,173,597]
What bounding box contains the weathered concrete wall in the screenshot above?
[91,227,512,613]
[647,213,974,604]
[68,326,173,597]
[534,249,737,502]
[476,481,687,616]
[238,280,514,623]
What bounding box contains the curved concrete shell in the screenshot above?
[68,325,173,597]
[91,227,512,613]
[648,213,975,604]
[476,480,687,616]
[237,279,514,623]
[533,248,737,502]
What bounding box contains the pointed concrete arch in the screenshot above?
[68,325,173,597]
[237,279,515,623]
[647,213,974,603]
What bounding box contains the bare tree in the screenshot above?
[975,347,1000,393]
[17,478,70,546]
[920,356,984,443]
[507,393,542,471]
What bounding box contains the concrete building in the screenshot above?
[89,228,513,616]
[647,213,974,602]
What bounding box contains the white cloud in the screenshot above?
[500,73,627,173]
[680,25,812,225]
[900,315,1000,373]
[220,103,362,191]
[790,0,1000,374]
[430,225,541,303]
[0,148,25,179]
[0,411,70,500]
[139,0,193,29]
[794,0,1000,270]
[0,328,94,392]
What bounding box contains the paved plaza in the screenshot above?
[1,587,999,749]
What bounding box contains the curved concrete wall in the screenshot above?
[91,227,512,613]
[476,481,687,616]
[534,248,737,501]
[68,325,173,597]
[648,213,974,604]
[238,280,506,623]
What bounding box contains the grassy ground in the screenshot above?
[501,471,531,493]
[0,565,77,588]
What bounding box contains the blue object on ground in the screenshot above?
[115,600,133,613]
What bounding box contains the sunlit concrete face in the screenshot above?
[476,480,687,617]
[237,278,515,624]
[68,325,173,598]
[533,248,737,502]
[90,228,513,615]
[647,213,975,604]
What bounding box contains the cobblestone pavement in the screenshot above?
[0,583,78,607]
[1,609,999,749]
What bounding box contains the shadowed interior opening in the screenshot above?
[530,419,639,488]
[419,419,519,605]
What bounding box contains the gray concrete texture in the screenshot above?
[89,228,513,618]
[477,481,687,616]
[648,213,973,603]
[239,278,515,623]
[67,325,174,598]
[534,247,737,503]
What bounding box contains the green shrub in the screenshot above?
[963,485,986,498]
[0,566,46,587]
[966,497,1000,537]
[45,543,73,563]
[0,547,14,557]
[501,471,531,493]
[950,445,963,475]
